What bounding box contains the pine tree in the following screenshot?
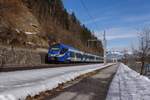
[71,12,77,23]
[63,9,69,30]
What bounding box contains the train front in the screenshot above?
[48,44,69,63]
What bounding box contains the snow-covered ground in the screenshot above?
[106,63,150,100]
[0,63,113,100]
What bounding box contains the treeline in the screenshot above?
[0,0,103,54]
[23,0,101,47]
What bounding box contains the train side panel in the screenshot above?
[48,43,103,63]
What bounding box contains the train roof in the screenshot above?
[51,43,101,57]
[52,43,84,54]
[51,43,76,50]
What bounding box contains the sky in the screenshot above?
[62,0,150,51]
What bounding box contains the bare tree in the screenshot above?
[138,27,150,75]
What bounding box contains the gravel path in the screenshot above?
[43,64,118,100]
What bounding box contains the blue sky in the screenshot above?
[62,0,150,51]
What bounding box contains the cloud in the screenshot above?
[83,17,108,25]
[83,12,150,26]
[123,14,150,22]
[107,34,136,40]
[106,27,138,40]
[95,27,138,40]
[94,27,139,51]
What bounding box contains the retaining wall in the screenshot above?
[0,46,48,67]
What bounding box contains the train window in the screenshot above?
[76,53,79,58]
[88,55,91,59]
[76,53,78,58]
[76,53,82,58]
[90,56,94,60]
[50,45,60,51]
[60,48,68,54]
[70,52,75,57]
[50,44,59,49]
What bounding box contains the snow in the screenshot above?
[0,63,113,100]
[25,32,36,35]
[106,63,150,100]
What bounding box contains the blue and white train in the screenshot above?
[48,43,103,63]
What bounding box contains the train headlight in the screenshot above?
[49,54,56,57]
[58,54,65,57]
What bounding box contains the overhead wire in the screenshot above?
[80,0,100,32]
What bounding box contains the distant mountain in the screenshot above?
[107,51,124,60]
[107,50,133,61]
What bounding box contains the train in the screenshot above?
[48,43,103,63]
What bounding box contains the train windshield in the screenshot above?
[60,48,68,54]
[49,44,68,54]
[50,45,60,53]
[50,47,60,53]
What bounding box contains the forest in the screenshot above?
[0,0,103,55]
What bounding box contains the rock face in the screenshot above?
[0,46,42,66]
[0,0,104,66]
[0,0,49,48]
[0,0,103,54]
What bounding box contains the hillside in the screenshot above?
[0,0,103,55]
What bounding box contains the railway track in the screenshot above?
[0,63,101,72]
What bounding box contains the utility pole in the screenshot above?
[87,31,107,64]
[103,30,107,65]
